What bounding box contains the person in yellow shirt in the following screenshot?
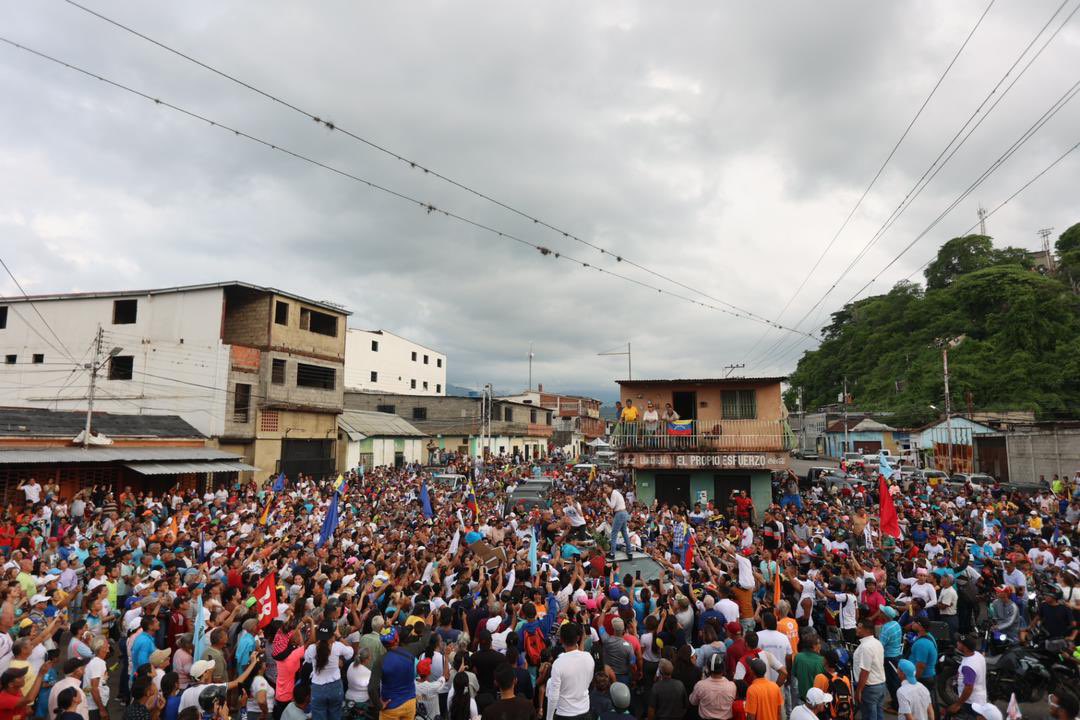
[620,399,639,422]
[1028,511,1043,534]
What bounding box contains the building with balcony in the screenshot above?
[344,391,553,461]
[611,377,791,511]
[499,385,604,457]
[0,282,349,484]
[344,329,446,395]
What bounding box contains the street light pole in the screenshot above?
[943,346,953,473]
[83,325,103,448]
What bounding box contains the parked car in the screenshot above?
[916,469,950,485]
[431,473,466,490]
[841,452,865,468]
[946,473,995,490]
[792,448,819,460]
[804,466,838,489]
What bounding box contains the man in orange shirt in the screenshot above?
[775,601,800,656]
[744,658,783,720]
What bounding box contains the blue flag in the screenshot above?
[529,526,538,577]
[317,491,341,549]
[197,530,205,564]
[193,594,208,661]
[420,481,434,519]
[272,473,286,493]
[878,453,894,480]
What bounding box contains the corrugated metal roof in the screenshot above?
[0,281,351,316]
[616,377,787,385]
[124,460,258,475]
[338,410,426,439]
[0,446,245,465]
[0,407,203,439]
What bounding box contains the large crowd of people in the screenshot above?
[1,449,1078,720]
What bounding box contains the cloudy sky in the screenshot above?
[1,1,1078,400]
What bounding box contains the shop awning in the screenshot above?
[123,460,258,475]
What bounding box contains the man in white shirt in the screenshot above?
[605,484,632,560]
[853,620,887,720]
[19,479,41,505]
[546,622,595,720]
[756,613,793,685]
[910,571,938,610]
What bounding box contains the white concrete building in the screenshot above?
[344,329,446,396]
[336,409,426,469]
[0,283,350,482]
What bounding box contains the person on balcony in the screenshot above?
[642,402,660,448]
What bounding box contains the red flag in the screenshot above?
[773,565,782,608]
[254,573,278,629]
[878,476,901,539]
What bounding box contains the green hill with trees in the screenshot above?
[785,223,1080,426]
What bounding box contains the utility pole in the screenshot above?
[797,387,805,453]
[842,375,849,455]
[528,342,534,391]
[83,325,103,447]
[977,205,988,236]
[723,363,745,378]
[1038,227,1056,274]
[943,346,953,474]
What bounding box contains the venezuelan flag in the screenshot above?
[465,480,479,519]
[667,420,693,436]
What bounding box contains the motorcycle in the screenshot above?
[937,624,1077,703]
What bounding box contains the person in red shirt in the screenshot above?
[0,664,50,720]
[725,621,749,678]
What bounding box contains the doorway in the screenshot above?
[655,473,691,507]
[713,473,751,513]
[672,391,696,421]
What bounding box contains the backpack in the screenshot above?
[827,672,854,720]
[523,627,547,666]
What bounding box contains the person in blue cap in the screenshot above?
[896,659,932,720]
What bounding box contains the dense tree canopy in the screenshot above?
[786,233,1080,426]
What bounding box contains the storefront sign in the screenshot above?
[618,452,789,470]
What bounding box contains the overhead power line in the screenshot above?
[59,0,779,327]
[751,1,1080,368]
[742,0,997,360]
[0,35,818,340]
[0,256,79,363]
[767,134,1080,373]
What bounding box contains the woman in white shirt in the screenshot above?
[345,647,372,710]
[446,672,479,720]
[304,620,354,720]
[244,659,275,720]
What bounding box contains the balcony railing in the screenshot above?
[609,419,793,451]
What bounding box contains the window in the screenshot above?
[436,358,442,368]
[503,407,512,422]
[436,384,441,393]
[112,299,138,324]
[423,354,429,365]
[32,354,44,364]
[410,379,417,389]
[296,363,336,390]
[411,351,417,362]
[0,306,7,329]
[376,404,396,414]
[3,354,15,365]
[530,409,537,423]
[299,307,337,337]
[233,383,252,423]
[108,355,134,380]
[423,381,429,390]
[271,358,286,385]
[274,301,289,326]
[721,389,757,419]
[371,340,379,352]
[370,371,378,382]
[412,407,428,421]
[545,412,551,425]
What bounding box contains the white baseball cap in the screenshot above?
[805,688,833,705]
